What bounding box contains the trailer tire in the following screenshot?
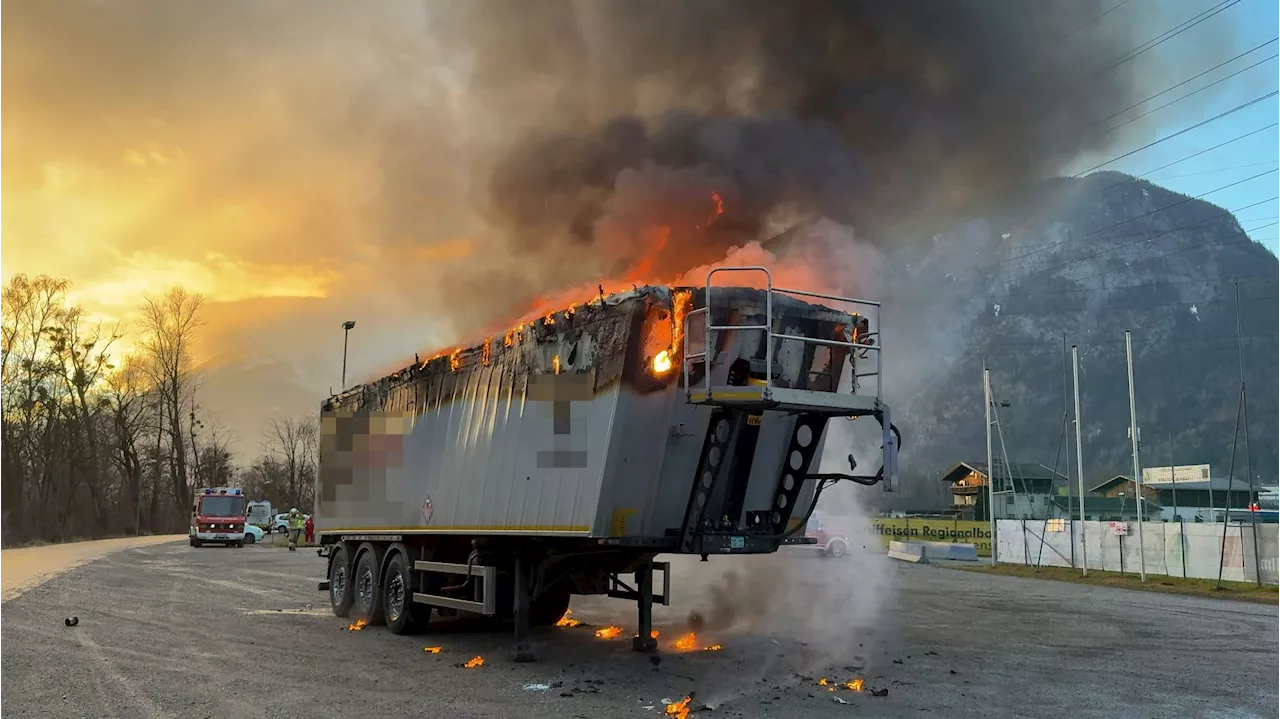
[529,583,572,627]
[328,545,355,618]
[383,552,427,635]
[353,549,387,627]
[190,538,202,548]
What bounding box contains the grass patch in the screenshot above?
[951,563,1278,604]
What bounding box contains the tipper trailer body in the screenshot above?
[315,268,898,658]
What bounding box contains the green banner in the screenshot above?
[871,517,992,557]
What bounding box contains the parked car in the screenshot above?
[242,523,265,544]
[272,512,311,533]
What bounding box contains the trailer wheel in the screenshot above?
[529,583,572,627]
[190,538,202,548]
[328,545,355,618]
[383,553,427,635]
[827,538,848,558]
[353,550,387,626]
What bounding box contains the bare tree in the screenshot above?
[137,287,205,518]
[263,415,318,511]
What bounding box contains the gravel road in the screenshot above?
[2,541,1275,719]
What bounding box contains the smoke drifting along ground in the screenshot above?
[676,366,896,708]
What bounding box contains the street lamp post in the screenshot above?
[341,320,356,391]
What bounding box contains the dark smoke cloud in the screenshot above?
[429,0,1145,322]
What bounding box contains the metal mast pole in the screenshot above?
[1071,345,1087,576]
[342,328,350,390]
[984,365,997,567]
[1234,281,1261,585]
[1125,330,1146,582]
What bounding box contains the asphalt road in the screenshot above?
[2,540,1275,719]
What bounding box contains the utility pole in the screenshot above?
[1234,281,1261,585]
[341,320,357,391]
[1124,330,1146,582]
[1071,345,1087,576]
[984,363,997,567]
[1168,434,1177,521]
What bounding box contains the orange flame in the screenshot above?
[553,354,562,375]
[555,610,581,627]
[544,310,556,325]
[706,191,725,227]
[481,337,493,367]
[652,350,673,374]
[703,644,722,651]
[594,625,623,639]
[846,678,864,692]
[651,629,660,638]
[626,226,671,284]
[347,618,368,631]
[665,696,691,719]
[464,656,485,668]
[423,646,442,654]
[449,348,462,372]
[672,633,697,651]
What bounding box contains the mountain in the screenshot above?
[194,353,321,459]
[874,171,1278,510]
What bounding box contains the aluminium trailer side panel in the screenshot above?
[318,372,624,536]
[318,292,670,538]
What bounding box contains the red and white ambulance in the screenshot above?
[189,487,248,547]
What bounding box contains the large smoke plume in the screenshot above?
[428,0,1146,330]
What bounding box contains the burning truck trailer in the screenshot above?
[314,267,899,661]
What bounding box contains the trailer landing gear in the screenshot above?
[512,557,535,663]
[603,561,669,653]
[632,563,658,653]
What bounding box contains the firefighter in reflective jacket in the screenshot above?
[286,508,305,551]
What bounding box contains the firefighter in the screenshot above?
[286,508,305,551]
[304,513,315,545]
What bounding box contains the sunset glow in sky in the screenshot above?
[3,0,1275,376]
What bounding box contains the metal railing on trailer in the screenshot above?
[681,266,883,414]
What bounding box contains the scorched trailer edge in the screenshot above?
[314,267,899,660]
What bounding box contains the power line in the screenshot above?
[1097,52,1279,138]
[1001,274,1278,300]
[1062,0,1137,40]
[1150,162,1280,182]
[1074,89,1279,176]
[1086,37,1279,133]
[1003,174,1278,267]
[1027,217,1280,287]
[999,293,1278,317]
[1094,0,1243,76]
[1100,121,1279,192]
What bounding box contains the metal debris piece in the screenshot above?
[523,683,552,692]
[833,696,849,704]
[64,617,79,627]
[871,688,889,697]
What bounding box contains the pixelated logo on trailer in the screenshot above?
[422,496,433,524]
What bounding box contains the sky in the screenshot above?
[1064,0,1280,256]
[2,0,1277,398]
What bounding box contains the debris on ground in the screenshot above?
[871,688,889,697]
[64,617,79,627]
[347,618,368,631]
[523,683,552,692]
[555,610,582,627]
[462,656,484,668]
[423,646,442,654]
